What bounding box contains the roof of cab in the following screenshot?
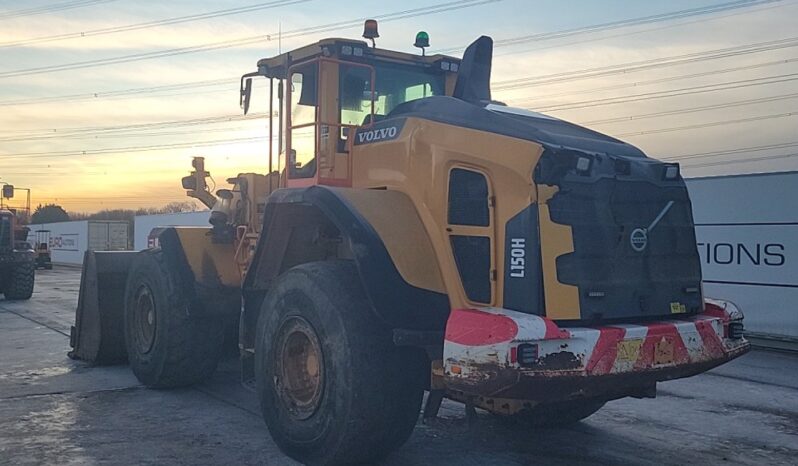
[388,96,646,158]
[254,38,460,79]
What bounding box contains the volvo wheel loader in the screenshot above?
[70,23,750,465]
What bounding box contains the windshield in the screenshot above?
[340,62,445,127]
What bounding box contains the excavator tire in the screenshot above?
[255,260,424,466]
[123,249,224,388]
[4,261,34,300]
[505,399,606,428]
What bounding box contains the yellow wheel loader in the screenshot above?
[70,23,750,465]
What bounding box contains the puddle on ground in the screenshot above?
[0,365,75,381]
[5,397,92,464]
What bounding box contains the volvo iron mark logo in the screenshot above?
[630,228,648,252]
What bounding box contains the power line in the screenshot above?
[0,135,268,159]
[3,160,267,175]
[522,72,798,112]
[665,141,798,161]
[682,151,798,168]
[437,0,783,55]
[492,0,795,59]
[513,57,798,104]
[6,42,793,109]
[0,0,116,20]
[580,91,798,125]
[0,113,266,141]
[4,34,794,110]
[613,110,798,138]
[2,3,791,107]
[0,0,310,48]
[0,0,501,79]
[2,125,259,143]
[493,36,798,91]
[0,77,236,107]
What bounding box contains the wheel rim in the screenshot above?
[274,316,324,420]
[133,284,157,354]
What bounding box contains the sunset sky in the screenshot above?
[1,0,796,212]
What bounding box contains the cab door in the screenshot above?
[446,167,496,306]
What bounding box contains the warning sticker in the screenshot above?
[670,302,687,314]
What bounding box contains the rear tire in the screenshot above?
[255,260,424,465]
[505,399,606,428]
[4,261,34,300]
[123,249,224,388]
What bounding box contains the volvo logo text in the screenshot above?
[356,126,398,144]
[630,228,648,252]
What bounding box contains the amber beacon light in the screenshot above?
[363,19,379,47]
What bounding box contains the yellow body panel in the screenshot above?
[351,118,550,310]
[538,204,580,320]
[173,227,240,288]
[335,189,446,294]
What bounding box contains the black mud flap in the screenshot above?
[68,250,138,365]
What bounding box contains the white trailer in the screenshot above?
[133,211,210,251]
[28,220,130,266]
[687,171,797,349]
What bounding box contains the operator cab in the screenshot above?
[240,25,461,188]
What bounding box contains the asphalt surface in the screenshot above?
[1,267,796,465]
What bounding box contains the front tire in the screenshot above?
[123,249,224,388]
[4,261,34,300]
[255,261,424,465]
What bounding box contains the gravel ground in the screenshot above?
[1,267,796,465]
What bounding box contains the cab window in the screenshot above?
[339,62,444,130]
[290,63,318,179]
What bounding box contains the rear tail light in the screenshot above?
[663,163,680,180]
[575,156,592,175]
[728,321,744,340]
[517,343,539,366]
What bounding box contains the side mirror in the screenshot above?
[240,77,253,115]
[2,185,13,199]
[181,176,197,190]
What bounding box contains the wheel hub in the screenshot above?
[274,316,324,420]
[133,285,157,354]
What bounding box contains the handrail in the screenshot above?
[285,56,376,187]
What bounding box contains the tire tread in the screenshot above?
[4,261,34,300]
[125,249,223,388]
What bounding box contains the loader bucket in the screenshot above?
[68,250,139,365]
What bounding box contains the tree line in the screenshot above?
[30,201,202,225]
